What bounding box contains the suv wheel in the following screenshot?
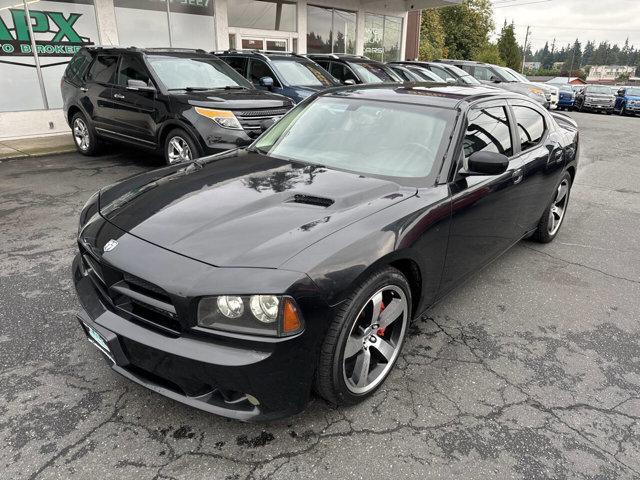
[72,112,99,156]
[164,129,199,165]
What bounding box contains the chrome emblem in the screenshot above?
[103,239,118,253]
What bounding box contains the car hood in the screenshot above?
[99,150,416,268]
[170,89,293,110]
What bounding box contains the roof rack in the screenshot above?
[144,47,207,53]
[306,53,371,60]
[213,49,306,60]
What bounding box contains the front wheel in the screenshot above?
[531,172,572,243]
[71,112,99,156]
[315,267,411,406]
[164,128,200,165]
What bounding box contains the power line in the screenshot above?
[493,0,555,8]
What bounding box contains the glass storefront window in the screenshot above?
[364,13,402,62]
[114,0,215,50]
[0,0,99,111]
[228,0,296,32]
[306,5,355,55]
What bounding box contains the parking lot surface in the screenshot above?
[1,112,639,480]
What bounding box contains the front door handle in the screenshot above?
[113,93,125,100]
[512,168,524,185]
[80,86,88,92]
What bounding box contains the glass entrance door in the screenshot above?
[241,37,288,51]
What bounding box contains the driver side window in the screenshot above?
[464,106,513,158]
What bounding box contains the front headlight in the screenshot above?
[197,295,303,337]
[195,107,242,130]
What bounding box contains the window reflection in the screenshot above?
[228,0,296,32]
[364,13,402,62]
[307,5,355,54]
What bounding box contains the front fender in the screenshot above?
[280,186,452,313]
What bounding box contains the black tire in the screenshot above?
[71,111,100,156]
[163,128,200,165]
[314,267,412,406]
[531,171,572,244]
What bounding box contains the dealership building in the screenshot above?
[0,0,458,139]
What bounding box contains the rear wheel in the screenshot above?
[315,267,411,405]
[164,128,200,165]
[532,172,572,243]
[71,112,99,156]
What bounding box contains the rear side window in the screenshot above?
[472,66,494,81]
[511,105,546,151]
[464,106,513,158]
[65,50,92,85]
[117,55,150,87]
[87,55,118,84]
[224,57,248,77]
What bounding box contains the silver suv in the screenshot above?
[439,59,549,108]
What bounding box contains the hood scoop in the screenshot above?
[288,194,334,208]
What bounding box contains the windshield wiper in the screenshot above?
[223,85,248,90]
[167,87,215,92]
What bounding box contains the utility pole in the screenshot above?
[521,25,530,73]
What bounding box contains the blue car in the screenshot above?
[217,50,339,104]
[557,85,575,110]
[614,86,640,116]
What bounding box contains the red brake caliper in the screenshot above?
[376,302,386,337]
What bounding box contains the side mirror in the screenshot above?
[490,76,501,83]
[465,151,509,175]
[127,79,155,92]
[343,79,356,86]
[259,76,274,89]
[446,78,456,84]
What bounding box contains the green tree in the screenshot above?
[561,39,582,74]
[496,21,522,70]
[474,42,504,65]
[418,9,446,60]
[582,40,595,66]
[439,0,494,59]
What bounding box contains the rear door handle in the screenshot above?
[80,86,88,92]
[113,93,125,100]
[512,168,524,185]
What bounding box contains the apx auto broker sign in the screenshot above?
[0,8,93,57]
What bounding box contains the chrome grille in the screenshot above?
[232,107,291,134]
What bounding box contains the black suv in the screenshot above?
[306,54,401,84]
[61,47,294,164]
[216,50,339,103]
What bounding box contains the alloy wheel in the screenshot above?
[342,285,408,394]
[73,118,90,151]
[548,178,570,236]
[167,136,192,164]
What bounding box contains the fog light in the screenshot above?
[250,295,279,323]
[217,295,244,318]
[246,394,260,406]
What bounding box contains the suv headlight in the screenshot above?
[198,295,304,337]
[195,107,242,130]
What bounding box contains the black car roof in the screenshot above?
[316,83,519,109]
[215,50,311,61]
[83,46,215,58]
[306,54,383,64]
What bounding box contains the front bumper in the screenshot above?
[72,254,325,421]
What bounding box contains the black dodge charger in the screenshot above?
[74,84,579,421]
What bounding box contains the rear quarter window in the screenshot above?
[65,50,93,85]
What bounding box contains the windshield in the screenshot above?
[585,85,613,95]
[505,67,529,83]
[407,66,444,82]
[348,62,400,83]
[559,85,573,92]
[272,60,334,86]
[148,55,251,90]
[493,66,520,82]
[252,96,453,179]
[627,87,640,96]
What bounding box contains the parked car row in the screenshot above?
[63,47,567,166]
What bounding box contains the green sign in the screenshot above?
[0,9,93,57]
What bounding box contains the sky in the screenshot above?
[491,0,640,52]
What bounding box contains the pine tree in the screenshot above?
[418,9,447,60]
[496,21,522,70]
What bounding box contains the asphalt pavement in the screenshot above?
[1,112,639,480]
